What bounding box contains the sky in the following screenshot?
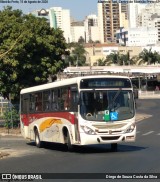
[0,0,98,21]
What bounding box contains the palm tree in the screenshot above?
[105,52,120,65]
[67,43,87,66]
[138,48,160,65]
[151,51,160,64]
[96,58,107,66]
[119,51,137,65]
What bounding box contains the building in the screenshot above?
[84,43,118,65]
[97,0,129,43]
[30,7,72,43]
[84,42,160,66]
[71,21,85,42]
[116,27,158,46]
[155,18,160,42]
[84,14,99,43]
[120,3,129,29]
[137,4,160,43]
[128,2,146,28]
[139,3,160,27]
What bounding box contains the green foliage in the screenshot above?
[96,58,107,66]
[3,107,19,128]
[138,48,160,65]
[78,36,85,44]
[105,52,120,65]
[66,43,87,66]
[105,51,137,66]
[0,6,67,103]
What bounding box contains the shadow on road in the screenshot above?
[27,141,146,154]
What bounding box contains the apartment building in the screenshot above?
[71,21,85,42]
[84,14,99,43]
[128,2,146,28]
[116,27,158,46]
[137,4,160,43]
[139,3,160,27]
[30,7,72,43]
[98,0,128,43]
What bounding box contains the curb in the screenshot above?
[0,133,22,137]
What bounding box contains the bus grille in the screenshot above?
[93,123,126,129]
[101,136,120,141]
[97,130,122,134]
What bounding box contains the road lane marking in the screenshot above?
[142,131,154,136]
[157,133,160,135]
[136,131,140,134]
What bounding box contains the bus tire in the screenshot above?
[66,131,74,152]
[111,143,118,152]
[35,129,43,148]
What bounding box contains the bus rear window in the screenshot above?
[80,78,131,89]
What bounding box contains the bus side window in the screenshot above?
[43,90,51,111]
[21,94,29,114]
[51,90,59,111]
[29,93,35,112]
[70,91,78,112]
[35,92,42,112]
[61,87,70,111]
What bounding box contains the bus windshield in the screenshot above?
[80,90,134,121]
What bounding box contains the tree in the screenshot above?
[78,36,85,44]
[105,51,137,66]
[96,58,107,66]
[0,7,67,103]
[3,108,19,128]
[67,43,87,66]
[119,51,136,65]
[105,52,120,65]
[138,48,160,65]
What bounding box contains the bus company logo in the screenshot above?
[2,174,11,180]
[109,130,112,134]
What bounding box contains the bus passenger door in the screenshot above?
[21,94,30,139]
[70,88,80,143]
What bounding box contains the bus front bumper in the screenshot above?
[79,130,136,145]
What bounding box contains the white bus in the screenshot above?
[20,75,136,151]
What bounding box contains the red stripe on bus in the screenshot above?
[21,112,76,126]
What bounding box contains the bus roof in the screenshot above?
[20,75,130,94]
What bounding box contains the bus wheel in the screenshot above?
[35,129,43,148]
[111,143,118,152]
[66,131,74,152]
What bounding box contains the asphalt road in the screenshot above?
[0,99,160,182]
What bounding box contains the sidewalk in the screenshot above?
[0,127,21,137]
[139,91,160,99]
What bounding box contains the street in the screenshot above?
[0,99,160,182]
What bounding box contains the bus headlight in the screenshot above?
[81,126,96,135]
[125,124,135,133]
